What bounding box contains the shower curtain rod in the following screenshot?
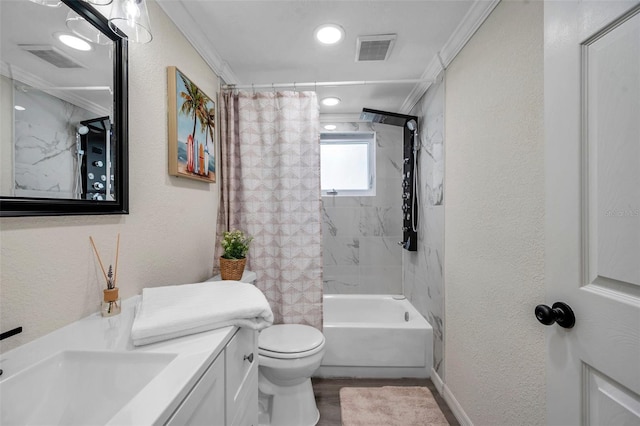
[222,78,433,91]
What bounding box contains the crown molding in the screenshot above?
[156,0,239,85]
[399,0,500,114]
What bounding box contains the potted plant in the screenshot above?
[219,229,253,280]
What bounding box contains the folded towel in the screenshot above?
[131,281,274,346]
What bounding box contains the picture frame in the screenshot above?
[167,66,216,183]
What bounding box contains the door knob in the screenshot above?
[243,353,254,363]
[535,302,575,328]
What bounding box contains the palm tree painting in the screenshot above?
[168,66,216,182]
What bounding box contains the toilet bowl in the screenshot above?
[258,324,326,426]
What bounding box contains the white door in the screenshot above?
[544,1,640,425]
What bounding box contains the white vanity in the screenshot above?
[166,326,258,426]
[0,297,258,425]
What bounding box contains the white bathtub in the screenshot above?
[316,294,433,378]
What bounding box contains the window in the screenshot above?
[320,132,375,196]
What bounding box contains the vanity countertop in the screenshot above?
[0,296,237,425]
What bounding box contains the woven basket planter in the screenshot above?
[219,257,247,281]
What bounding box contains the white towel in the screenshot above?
[131,281,274,346]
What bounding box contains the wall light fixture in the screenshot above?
[108,0,152,44]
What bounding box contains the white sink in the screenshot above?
[0,350,176,426]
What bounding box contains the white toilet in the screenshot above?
[258,324,326,426]
[208,271,325,425]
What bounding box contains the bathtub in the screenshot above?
[316,294,433,379]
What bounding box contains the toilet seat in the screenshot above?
[259,324,325,359]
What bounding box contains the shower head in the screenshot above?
[360,108,418,129]
[77,125,89,135]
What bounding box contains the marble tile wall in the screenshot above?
[404,77,446,378]
[322,122,404,295]
[13,84,94,198]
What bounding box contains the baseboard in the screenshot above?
[430,368,444,394]
[442,382,474,426]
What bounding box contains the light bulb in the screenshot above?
[125,0,140,19]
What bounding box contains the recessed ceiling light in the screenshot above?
[315,24,344,45]
[56,33,92,51]
[324,124,337,131]
[321,97,341,107]
[14,105,26,111]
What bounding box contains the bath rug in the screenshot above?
[339,386,449,426]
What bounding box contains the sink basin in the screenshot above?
[0,350,176,425]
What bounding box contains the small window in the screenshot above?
[320,132,375,196]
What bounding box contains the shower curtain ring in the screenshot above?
[272,83,275,93]
[293,82,297,92]
[252,83,255,95]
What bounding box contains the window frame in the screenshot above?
[320,131,376,197]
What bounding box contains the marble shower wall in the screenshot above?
[13,83,94,198]
[405,78,445,378]
[322,122,404,294]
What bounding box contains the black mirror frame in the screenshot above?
[0,0,128,217]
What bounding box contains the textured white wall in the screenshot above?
[444,1,546,424]
[0,0,220,353]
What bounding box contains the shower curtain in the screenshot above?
[216,90,323,329]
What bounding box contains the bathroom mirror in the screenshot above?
[0,0,128,216]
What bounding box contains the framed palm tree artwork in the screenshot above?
[167,66,216,183]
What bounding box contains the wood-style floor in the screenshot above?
[312,377,459,426]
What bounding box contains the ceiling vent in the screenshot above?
[356,34,396,62]
[19,44,84,69]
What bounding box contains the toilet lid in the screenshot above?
[259,324,325,355]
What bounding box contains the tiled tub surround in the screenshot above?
[13,83,96,198]
[322,122,404,295]
[404,78,446,378]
